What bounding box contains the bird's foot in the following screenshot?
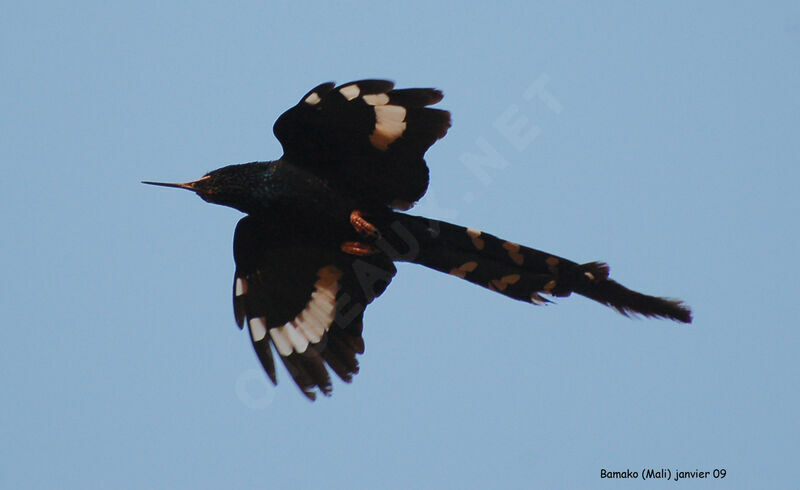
[350,210,381,239]
[341,241,380,256]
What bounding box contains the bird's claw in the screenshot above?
[350,210,381,239]
[341,241,380,256]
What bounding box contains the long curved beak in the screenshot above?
[142,175,209,191]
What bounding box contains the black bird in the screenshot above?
[144,79,692,400]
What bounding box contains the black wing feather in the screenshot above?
[232,216,396,399]
[273,79,451,209]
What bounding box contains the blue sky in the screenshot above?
[2,2,798,489]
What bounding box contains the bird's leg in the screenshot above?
[343,210,382,255]
[350,209,381,239]
[341,241,380,256]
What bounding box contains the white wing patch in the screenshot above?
[248,316,268,342]
[270,323,309,355]
[375,104,406,122]
[269,265,343,357]
[339,84,360,101]
[269,327,294,356]
[363,93,390,106]
[294,312,323,343]
[370,104,408,150]
[304,92,321,105]
[235,277,248,296]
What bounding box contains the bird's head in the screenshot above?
[143,162,268,213]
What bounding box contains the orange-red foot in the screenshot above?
[350,210,380,239]
[341,241,380,256]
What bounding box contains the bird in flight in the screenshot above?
[144,79,692,400]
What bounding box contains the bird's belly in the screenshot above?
[259,161,389,243]
[255,188,355,243]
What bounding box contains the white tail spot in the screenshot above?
[466,228,485,250]
[502,242,524,266]
[489,274,521,292]
[449,260,478,278]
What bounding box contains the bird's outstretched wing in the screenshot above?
[273,80,451,210]
[232,216,396,400]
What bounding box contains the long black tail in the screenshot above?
[379,213,692,323]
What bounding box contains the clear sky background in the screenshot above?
[2,2,798,489]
